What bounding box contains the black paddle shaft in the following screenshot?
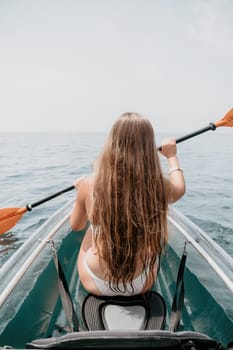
[26,185,75,211]
[25,122,217,211]
[158,122,216,151]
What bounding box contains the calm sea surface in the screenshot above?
[0,131,233,266]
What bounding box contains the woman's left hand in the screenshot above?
[73,176,86,190]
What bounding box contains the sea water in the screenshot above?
[0,131,233,266]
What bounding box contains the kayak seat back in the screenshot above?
[81,290,166,331]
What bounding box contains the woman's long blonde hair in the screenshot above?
[90,112,170,292]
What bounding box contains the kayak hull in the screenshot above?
[0,201,232,349]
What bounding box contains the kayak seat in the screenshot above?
[26,330,223,349]
[25,290,224,349]
[81,290,166,331]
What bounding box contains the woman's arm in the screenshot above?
[160,138,186,203]
[70,177,89,231]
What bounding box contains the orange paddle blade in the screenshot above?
[214,108,233,127]
[0,207,27,235]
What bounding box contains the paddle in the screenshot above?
[158,107,233,150]
[0,185,75,235]
[0,107,232,235]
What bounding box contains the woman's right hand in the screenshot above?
[160,137,177,159]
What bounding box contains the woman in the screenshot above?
[70,112,185,296]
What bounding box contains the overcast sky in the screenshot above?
[0,0,232,133]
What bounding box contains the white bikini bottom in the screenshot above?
[83,256,149,296]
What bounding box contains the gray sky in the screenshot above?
[0,0,232,133]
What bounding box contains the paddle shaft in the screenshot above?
[26,185,75,211]
[26,122,217,210]
[25,123,217,209]
[1,109,232,235]
[158,122,216,151]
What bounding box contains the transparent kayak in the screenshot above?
[0,200,232,349]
